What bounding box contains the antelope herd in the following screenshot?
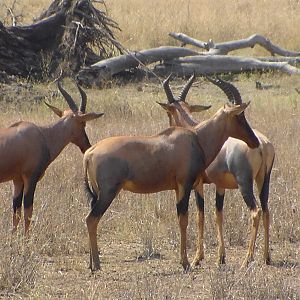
[0,75,275,272]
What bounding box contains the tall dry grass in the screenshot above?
[108,0,300,52]
[1,0,300,53]
[0,75,299,299]
[0,0,300,298]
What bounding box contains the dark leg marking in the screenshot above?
[177,194,190,216]
[194,190,204,212]
[23,181,37,209]
[259,168,273,212]
[239,185,257,210]
[13,189,23,213]
[87,184,121,271]
[215,189,226,264]
[216,191,224,212]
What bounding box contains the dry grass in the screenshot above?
[107,0,300,52]
[0,74,299,299]
[1,0,300,53]
[0,0,300,299]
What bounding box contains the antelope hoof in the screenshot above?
[181,260,191,273]
[191,259,200,268]
[90,257,101,271]
[264,255,271,265]
[91,264,101,272]
[242,256,254,268]
[217,254,226,265]
[183,264,192,273]
[191,254,204,268]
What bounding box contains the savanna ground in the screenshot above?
[0,0,300,299]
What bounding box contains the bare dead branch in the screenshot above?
[169,33,300,57]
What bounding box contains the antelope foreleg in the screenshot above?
[243,208,261,267]
[215,189,225,265]
[12,181,24,233]
[23,178,37,235]
[176,184,192,271]
[178,212,189,271]
[191,184,205,267]
[239,181,261,267]
[262,209,271,264]
[258,173,272,265]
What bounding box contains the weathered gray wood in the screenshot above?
[77,46,199,85]
[256,56,300,65]
[77,32,300,86]
[169,33,300,56]
[154,55,300,76]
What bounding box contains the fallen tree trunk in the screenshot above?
[256,56,300,65]
[77,46,199,86]
[154,55,300,76]
[77,33,300,86]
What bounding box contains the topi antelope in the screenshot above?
[158,74,275,267]
[83,80,259,271]
[0,81,103,234]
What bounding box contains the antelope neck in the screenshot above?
[40,118,73,162]
[194,110,228,167]
[174,104,198,128]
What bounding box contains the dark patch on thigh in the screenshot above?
[96,156,130,183]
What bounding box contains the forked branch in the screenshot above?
[169,33,300,57]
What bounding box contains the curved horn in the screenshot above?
[206,76,242,105]
[163,74,176,103]
[178,73,196,102]
[57,80,78,113]
[77,84,87,113]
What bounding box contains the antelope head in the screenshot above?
[45,81,104,153]
[157,74,211,127]
[206,76,259,149]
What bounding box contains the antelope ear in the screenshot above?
[225,102,250,116]
[189,104,211,112]
[156,102,171,112]
[44,102,63,117]
[78,112,104,122]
